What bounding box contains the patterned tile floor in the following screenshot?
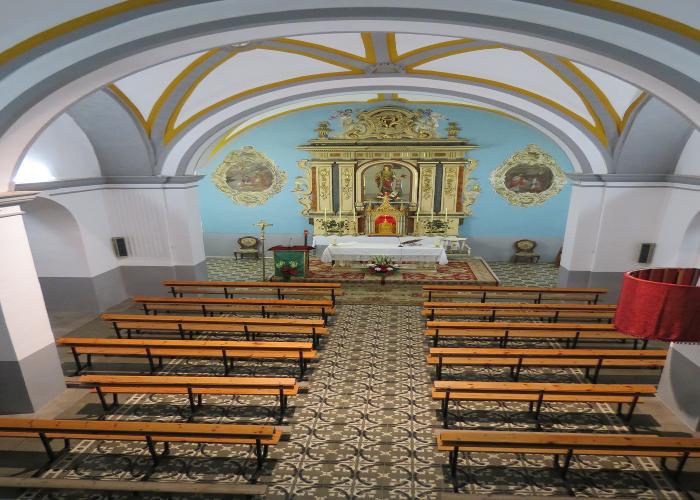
[24,258,682,499]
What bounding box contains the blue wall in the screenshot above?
[198,101,572,255]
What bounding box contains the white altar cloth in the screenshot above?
[317,236,448,265]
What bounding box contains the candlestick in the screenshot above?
[430,211,434,222]
[324,209,327,222]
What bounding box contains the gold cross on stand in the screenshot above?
[254,220,273,281]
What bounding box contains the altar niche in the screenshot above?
[295,106,480,237]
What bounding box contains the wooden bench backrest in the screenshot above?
[438,430,700,450]
[133,296,333,306]
[0,418,276,439]
[101,313,324,327]
[423,302,616,311]
[427,320,617,331]
[423,285,607,294]
[80,374,297,388]
[429,347,667,358]
[163,280,341,289]
[58,337,313,350]
[433,381,656,394]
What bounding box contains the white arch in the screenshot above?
[1,5,699,190]
[159,77,608,178]
[678,210,700,267]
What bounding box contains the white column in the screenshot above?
[0,192,65,413]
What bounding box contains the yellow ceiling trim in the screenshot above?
[558,58,622,132]
[208,94,526,159]
[162,51,239,142]
[394,38,477,63]
[146,49,221,134]
[386,33,399,63]
[271,37,371,63]
[0,0,164,65]
[3,1,698,68]
[253,45,363,72]
[620,91,648,131]
[523,51,608,146]
[361,32,377,64]
[404,44,502,70]
[570,0,700,42]
[165,69,359,143]
[107,83,147,131]
[408,68,606,145]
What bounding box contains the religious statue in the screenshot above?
[374,164,404,200]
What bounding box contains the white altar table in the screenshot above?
[316,236,448,266]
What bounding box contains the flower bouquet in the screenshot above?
[367,255,399,274]
[275,259,299,281]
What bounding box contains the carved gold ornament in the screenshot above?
[292,159,312,215]
[212,146,287,206]
[334,106,443,140]
[489,144,566,207]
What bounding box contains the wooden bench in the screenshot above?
[0,418,281,475]
[101,313,328,348]
[57,337,316,379]
[425,321,642,349]
[163,280,343,305]
[437,430,700,491]
[422,302,616,323]
[422,285,607,304]
[133,296,335,325]
[432,381,657,426]
[0,477,267,497]
[426,347,667,381]
[79,374,299,422]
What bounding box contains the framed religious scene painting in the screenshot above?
[489,144,566,207]
[361,163,413,203]
[212,146,287,206]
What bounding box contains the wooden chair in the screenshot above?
[426,346,667,381]
[432,381,657,426]
[163,280,343,305]
[512,239,540,263]
[0,418,281,474]
[421,302,616,323]
[422,285,607,304]
[424,320,641,349]
[101,313,328,347]
[437,430,700,491]
[132,296,336,325]
[79,374,299,422]
[234,236,260,260]
[57,337,316,379]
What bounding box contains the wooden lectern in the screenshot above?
[269,246,314,280]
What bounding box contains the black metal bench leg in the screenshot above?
[625,394,640,421]
[442,391,450,428]
[278,388,286,423]
[561,449,574,478]
[70,347,83,376]
[437,357,443,380]
[95,387,116,412]
[449,448,459,492]
[38,433,55,461]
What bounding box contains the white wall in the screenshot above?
[675,130,700,176]
[13,114,100,183]
[561,183,700,272]
[23,198,92,277]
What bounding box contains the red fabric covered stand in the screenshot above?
[614,268,700,342]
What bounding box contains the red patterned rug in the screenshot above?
[301,257,498,285]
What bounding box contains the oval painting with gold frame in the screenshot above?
[489,144,566,207]
[212,146,287,206]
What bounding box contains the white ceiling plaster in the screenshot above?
[286,33,367,58]
[571,62,642,119]
[175,49,351,128]
[394,34,462,56]
[114,51,206,119]
[159,77,607,178]
[0,1,121,50]
[414,48,595,124]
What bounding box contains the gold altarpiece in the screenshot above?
[293,106,480,236]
